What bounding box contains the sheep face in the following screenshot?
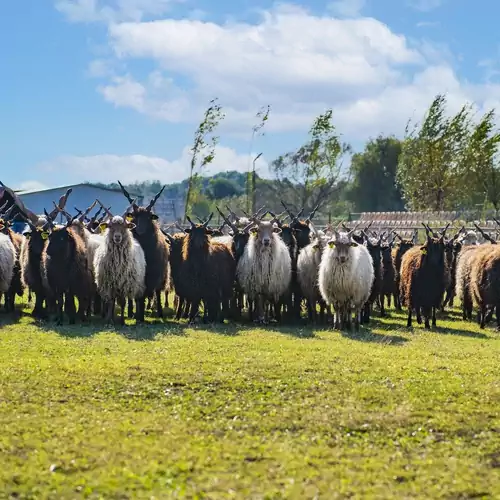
[24,228,47,253]
[128,208,158,237]
[233,232,250,260]
[279,225,296,249]
[102,216,135,245]
[327,232,357,264]
[185,224,212,250]
[420,236,445,266]
[46,227,73,259]
[252,221,281,249]
[381,243,392,265]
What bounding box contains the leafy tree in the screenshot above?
[397,94,473,210]
[270,109,350,212]
[184,99,225,222]
[460,109,500,211]
[208,177,241,200]
[348,136,404,212]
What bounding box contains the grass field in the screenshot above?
[0,305,499,499]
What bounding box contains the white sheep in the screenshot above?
[93,211,146,325]
[0,232,16,295]
[318,228,374,331]
[236,220,292,323]
[297,234,328,323]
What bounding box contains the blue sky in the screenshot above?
[2,0,500,190]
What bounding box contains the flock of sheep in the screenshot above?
[0,180,498,331]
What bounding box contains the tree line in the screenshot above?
[96,94,500,219]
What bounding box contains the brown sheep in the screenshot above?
[400,224,447,329]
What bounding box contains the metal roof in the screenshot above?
[16,182,142,197]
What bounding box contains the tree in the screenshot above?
[348,136,404,212]
[460,109,500,212]
[184,99,225,222]
[208,177,241,200]
[397,94,473,211]
[270,109,350,212]
[246,105,271,213]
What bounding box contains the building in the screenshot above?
[17,183,143,223]
[154,196,185,223]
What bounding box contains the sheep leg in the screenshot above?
[479,305,487,329]
[32,293,46,319]
[406,307,412,328]
[93,293,102,315]
[379,294,386,317]
[432,307,437,328]
[188,299,200,324]
[254,296,265,324]
[354,309,360,332]
[175,297,184,320]
[416,308,422,325]
[155,289,163,319]
[127,298,134,319]
[78,296,90,324]
[386,294,391,308]
[164,290,169,310]
[136,296,146,322]
[422,307,431,329]
[56,293,64,326]
[496,305,500,331]
[65,293,77,325]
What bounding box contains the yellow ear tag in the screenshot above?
[126,215,133,221]
[41,232,49,240]
[0,224,4,231]
[421,248,427,255]
[328,242,335,248]
[99,223,107,231]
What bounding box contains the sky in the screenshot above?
[2,0,500,191]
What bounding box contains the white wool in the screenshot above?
[0,232,16,293]
[212,235,233,246]
[297,238,324,302]
[93,229,146,302]
[318,242,374,309]
[236,233,292,302]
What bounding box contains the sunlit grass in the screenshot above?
[0,304,499,498]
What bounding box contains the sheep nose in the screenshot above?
[263,239,270,246]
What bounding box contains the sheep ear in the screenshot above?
[421,247,427,255]
[127,222,136,230]
[151,214,158,221]
[250,227,258,234]
[273,227,282,234]
[350,241,358,247]
[206,229,213,235]
[99,223,108,231]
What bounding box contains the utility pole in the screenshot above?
[252,153,262,215]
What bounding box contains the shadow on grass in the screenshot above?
[340,327,409,345]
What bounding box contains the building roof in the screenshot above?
[16,182,142,198]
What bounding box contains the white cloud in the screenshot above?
[17,181,49,192]
[37,146,268,185]
[56,2,500,146]
[55,0,180,23]
[328,0,365,18]
[408,0,444,12]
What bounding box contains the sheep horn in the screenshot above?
[347,222,361,237]
[0,181,39,225]
[280,200,297,221]
[146,185,166,212]
[117,181,135,205]
[123,199,137,219]
[216,206,238,233]
[225,205,240,222]
[203,212,214,228]
[186,215,196,228]
[96,199,114,219]
[307,204,320,222]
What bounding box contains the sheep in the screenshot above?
[380,235,396,310]
[165,231,190,320]
[391,232,415,310]
[236,217,292,323]
[399,224,447,329]
[41,212,94,325]
[318,226,373,331]
[362,232,385,323]
[454,226,497,322]
[173,214,235,323]
[470,245,500,329]
[117,182,170,321]
[93,205,146,325]
[0,203,24,312]
[280,201,319,319]
[0,231,16,301]
[297,233,328,323]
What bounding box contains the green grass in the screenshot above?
[0,305,499,499]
